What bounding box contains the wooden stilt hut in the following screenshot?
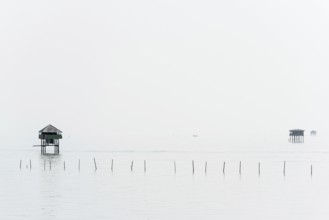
[289,129,304,143]
[310,130,317,136]
[37,125,62,154]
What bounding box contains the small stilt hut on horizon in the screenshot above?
[36,124,62,154]
[310,130,317,136]
[289,129,304,143]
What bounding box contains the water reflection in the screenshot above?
[39,154,62,219]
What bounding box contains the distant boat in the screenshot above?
[192,134,198,137]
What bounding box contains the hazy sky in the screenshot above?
[1,0,329,150]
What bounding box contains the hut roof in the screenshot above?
[289,129,305,132]
[39,124,62,133]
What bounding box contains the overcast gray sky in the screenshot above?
[0,0,329,150]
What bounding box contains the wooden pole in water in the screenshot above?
[283,161,286,176]
[64,161,66,170]
[192,160,195,174]
[144,160,146,173]
[205,161,207,174]
[44,160,46,170]
[78,159,80,171]
[111,159,113,172]
[94,158,97,170]
[50,160,51,170]
[30,159,32,170]
[223,161,225,175]
[258,162,260,176]
[311,164,313,176]
[239,161,241,175]
[131,161,134,172]
[20,160,22,169]
[174,161,176,173]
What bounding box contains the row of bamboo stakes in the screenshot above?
[19,159,313,176]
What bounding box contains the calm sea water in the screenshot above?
[1,137,329,219]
